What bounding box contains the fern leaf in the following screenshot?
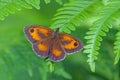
[0,0,40,20]
[51,0,92,33]
[84,1,120,72]
[114,30,120,64]
[25,0,40,9]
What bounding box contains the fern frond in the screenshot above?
[51,0,93,33]
[0,0,40,20]
[84,1,120,72]
[114,29,120,64]
[0,0,64,21]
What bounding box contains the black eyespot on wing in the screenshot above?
[74,42,78,46]
[30,28,34,33]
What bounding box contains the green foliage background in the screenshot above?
[0,0,119,80]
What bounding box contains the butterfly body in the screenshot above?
[24,25,83,62]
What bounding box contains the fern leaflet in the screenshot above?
[114,29,120,64]
[84,1,120,72]
[51,0,92,33]
[25,0,40,9]
[0,0,64,21]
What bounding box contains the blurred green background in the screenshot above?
[0,0,119,80]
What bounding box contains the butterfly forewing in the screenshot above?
[24,25,54,58]
[60,33,83,54]
[24,25,54,43]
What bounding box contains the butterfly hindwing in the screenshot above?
[33,38,51,58]
[49,39,66,62]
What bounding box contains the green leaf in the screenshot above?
[51,0,92,32]
[25,0,40,9]
[0,0,41,20]
[114,30,120,64]
[84,1,120,72]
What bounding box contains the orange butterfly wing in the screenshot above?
[33,38,52,58]
[49,39,66,62]
[48,33,83,62]
[24,25,53,58]
[59,33,83,54]
[24,25,54,43]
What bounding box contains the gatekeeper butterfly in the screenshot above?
[24,25,83,62]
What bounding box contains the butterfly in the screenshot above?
[24,25,83,62]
